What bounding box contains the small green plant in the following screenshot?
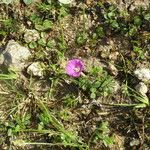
[0,18,19,37]
[37,100,89,150]
[0,70,17,80]
[103,6,119,29]
[59,108,72,121]
[115,85,149,108]
[76,31,88,45]
[77,67,115,99]
[89,121,114,148]
[131,40,145,59]
[63,94,78,107]
[95,26,105,38]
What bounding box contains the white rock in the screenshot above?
[27,62,44,77]
[58,0,73,4]
[4,40,31,71]
[134,68,150,81]
[24,29,40,43]
[135,82,148,95]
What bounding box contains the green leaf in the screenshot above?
[96,26,105,38]
[90,92,96,99]
[136,96,149,105]
[107,12,115,19]
[103,135,114,147]
[28,41,37,49]
[134,16,142,26]
[43,19,53,30]
[0,72,17,80]
[47,40,56,48]
[0,0,12,4]
[134,103,147,108]
[0,31,7,36]
[111,20,119,28]
[76,32,88,45]
[23,0,32,5]
[38,38,47,47]
[35,20,53,31]
[90,88,97,93]
[144,13,150,21]
[129,26,137,36]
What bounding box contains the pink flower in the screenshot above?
[65,59,84,77]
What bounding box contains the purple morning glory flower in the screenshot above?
[65,59,84,77]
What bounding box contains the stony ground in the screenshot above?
[0,0,150,150]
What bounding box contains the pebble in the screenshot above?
[135,82,148,95]
[27,62,44,77]
[134,68,150,81]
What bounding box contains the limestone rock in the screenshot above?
[3,40,31,71]
[134,68,150,81]
[27,62,44,77]
[135,82,148,95]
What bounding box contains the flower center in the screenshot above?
[74,67,80,73]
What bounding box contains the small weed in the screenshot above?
[76,67,115,99]
[89,121,114,148]
[76,31,88,46]
[63,94,79,107]
[37,100,89,150]
[0,71,17,80]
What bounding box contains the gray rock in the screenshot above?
[134,68,150,81]
[3,40,31,71]
[24,29,40,43]
[135,82,148,95]
[27,62,44,77]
